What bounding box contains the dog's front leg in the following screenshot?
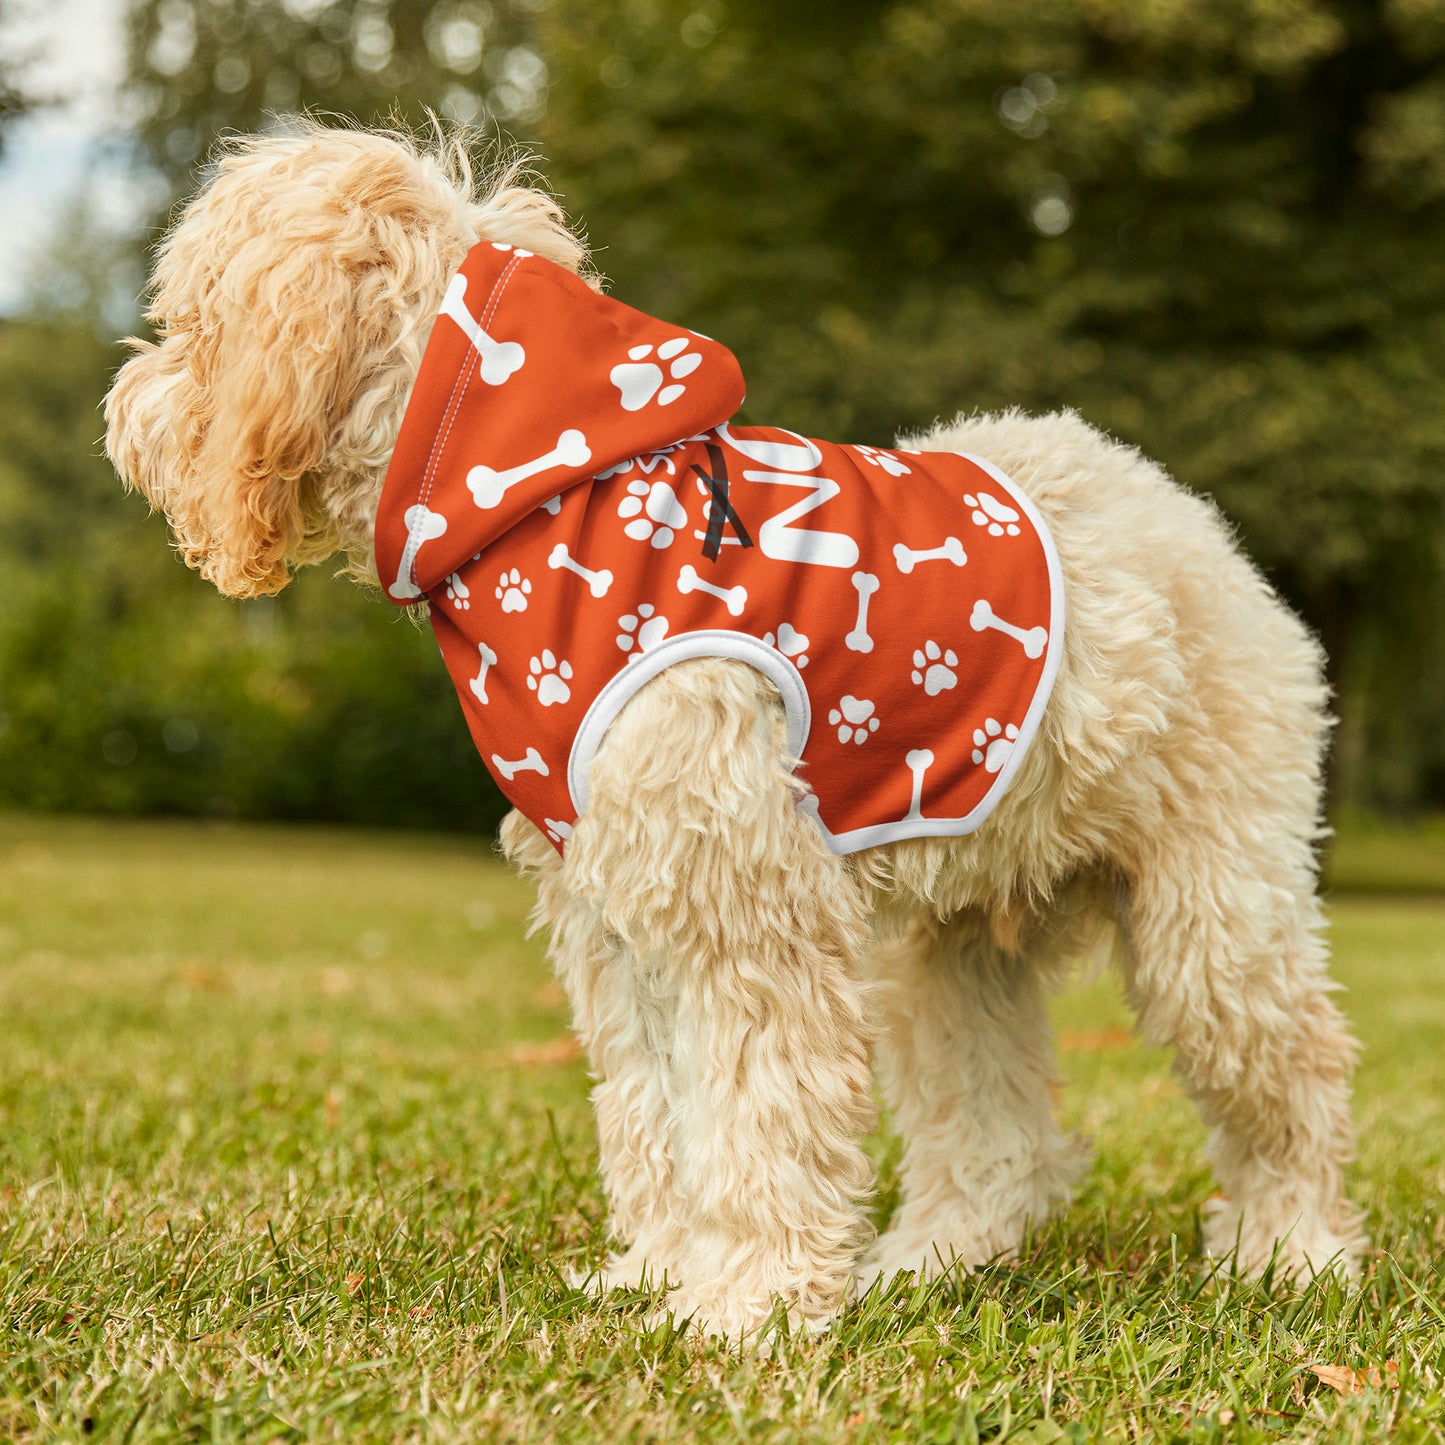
[565,659,878,1344]
[501,809,688,1289]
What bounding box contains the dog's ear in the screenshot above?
[107,227,388,599]
[105,126,591,598]
[106,130,459,597]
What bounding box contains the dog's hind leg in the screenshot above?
[565,658,878,1343]
[1121,833,1364,1279]
[859,910,1089,1290]
[1106,572,1364,1279]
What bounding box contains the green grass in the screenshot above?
[1324,813,1445,897]
[1,813,1442,1443]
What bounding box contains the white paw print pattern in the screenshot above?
[964,491,1022,537]
[764,623,810,669]
[544,818,573,844]
[972,718,1020,773]
[618,478,687,547]
[495,568,531,613]
[527,650,573,707]
[911,641,958,696]
[854,444,912,477]
[610,337,703,412]
[616,603,670,653]
[828,695,880,745]
[444,572,471,610]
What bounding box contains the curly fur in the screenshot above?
[105,121,1365,1344]
[106,118,588,597]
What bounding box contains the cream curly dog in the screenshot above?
[105,123,1364,1342]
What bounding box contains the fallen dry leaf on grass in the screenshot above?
[179,961,230,992]
[499,1037,584,1067]
[1310,1362,1399,1395]
[1056,1027,1134,1052]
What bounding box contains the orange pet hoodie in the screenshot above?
[374,242,1063,853]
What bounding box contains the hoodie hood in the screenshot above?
[376,242,746,602]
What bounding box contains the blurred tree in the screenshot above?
[6,0,1434,825]
[123,0,544,194]
[0,0,36,153]
[0,313,506,832]
[17,0,557,832]
[533,0,1445,807]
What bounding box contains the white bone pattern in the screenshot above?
[439,274,526,386]
[846,572,879,653]
[388,504,448,602]
[676,564,747,617]
[893,536,967,575]
[547,542,614,598]
[467,641,498,705]
[491,746,548,781]
[971,598,1048,659]
[903,748,934,822]
[468,429,591,510]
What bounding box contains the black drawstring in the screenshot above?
[693,442,754,560]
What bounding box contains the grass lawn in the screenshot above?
[1,812,1442,1442]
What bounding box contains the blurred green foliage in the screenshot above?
[2,0,1444,826]
[0,317,504,831]
[0,1,32,155]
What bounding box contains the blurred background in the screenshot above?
[1,0,1443,835]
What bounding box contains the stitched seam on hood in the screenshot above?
[419,252,525,517]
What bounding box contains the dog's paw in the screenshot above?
[762,622,810,668]
[963,490,1022,538]
[444,571,472,610]
[857,1232,1004,1296]
[573,1246,674,1296]
[854,443,912,477]
[829,695,880,745]
[1201,1196,1366,1282]
[645,1288,835,1351]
